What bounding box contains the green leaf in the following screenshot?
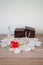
[19,44,24,46]
[6,45,10,49]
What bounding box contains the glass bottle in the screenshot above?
[7,26,12,39]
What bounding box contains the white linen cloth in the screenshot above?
[0,37,42,54]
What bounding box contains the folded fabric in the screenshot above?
[1,38,42,54]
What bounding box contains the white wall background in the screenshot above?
[0,0,43,34]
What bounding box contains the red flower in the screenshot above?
[10,41,19,48]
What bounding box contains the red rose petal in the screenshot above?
[10,41,19,48]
